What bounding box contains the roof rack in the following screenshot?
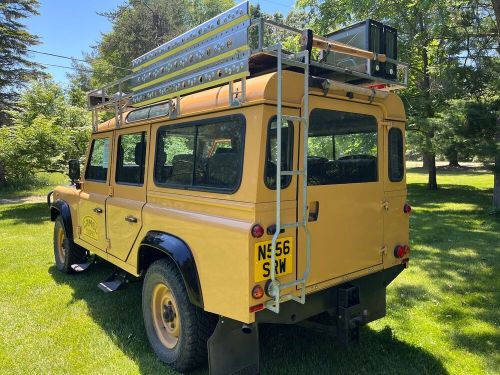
[87,1,408,131]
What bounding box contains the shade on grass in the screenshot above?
[0,169,498,374]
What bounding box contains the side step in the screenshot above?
[71,254,96,273]
[98,270,129,293]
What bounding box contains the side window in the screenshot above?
[388,127,404,182]
[116,132,147,185]
[85,137,110,182]
[155,116,245,192]
[308,109,378,185]
[265,118,293,189]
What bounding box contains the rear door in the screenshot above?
[106,126,148,261]
[298,97,384,287]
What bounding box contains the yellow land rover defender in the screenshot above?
[48,3,411,374]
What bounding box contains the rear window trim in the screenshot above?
[153,114,246,194]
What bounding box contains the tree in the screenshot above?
[0,0,43,125]
[78,0,235,87]
[298,0,498,191]
[0,78,91,187]
[491,0,500,209]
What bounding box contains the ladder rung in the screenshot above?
[280,170,304,176]
[281,222,305,229]
[282,115,305,123]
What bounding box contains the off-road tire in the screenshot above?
[142,258,216,372]
[53,215,86,273]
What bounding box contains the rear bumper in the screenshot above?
[256,264,404,324]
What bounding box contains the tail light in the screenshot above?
[403,203,412,214]
[251,224,264,238]
[252,285,264,299]
[394,245,406,258]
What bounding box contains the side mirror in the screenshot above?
[68,159,81,183]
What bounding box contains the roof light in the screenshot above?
[252,285,264,299]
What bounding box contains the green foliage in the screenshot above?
[0,0,44,125]
[0,78,91,187]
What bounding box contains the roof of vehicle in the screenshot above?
[96,70,405,132]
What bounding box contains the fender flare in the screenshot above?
[50,199,74,240]
[139,231,204,308]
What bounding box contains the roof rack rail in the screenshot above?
[87,1,408,131]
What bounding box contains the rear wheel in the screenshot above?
[53,216,86,273]
[142,258,216,372]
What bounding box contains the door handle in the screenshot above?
[125,215,138,223]
[93,207,103,214]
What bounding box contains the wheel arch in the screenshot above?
[138,231,204,308]
[50,199,74,240]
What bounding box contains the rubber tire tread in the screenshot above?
[53,215,86,274]
[142,258,216,373]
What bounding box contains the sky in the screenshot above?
[24,0,296,85]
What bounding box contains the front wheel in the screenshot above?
[53,216,86,273]
[142,258,216,372]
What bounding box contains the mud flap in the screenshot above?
[208,316,259,375]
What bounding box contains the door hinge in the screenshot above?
[381,121,393,127]
[108,186,114,197]
[76,226,81,235]
[106,238,111,249]
[380,246,387,256]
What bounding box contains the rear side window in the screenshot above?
[308,109,378,185]
[155,116,245,192]
[388,128,404,182]
[116,132,147,185]
[265,118,293,189]
[85,138,110,182]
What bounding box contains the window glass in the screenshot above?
[265,118,293,189]
[388,127,404,182]
[155,116,244,192]
[85,138,110,182]
[116,132,147,185]
[308,109,378,185]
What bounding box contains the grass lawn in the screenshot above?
[0,169,498,374]
[0,172,69,200]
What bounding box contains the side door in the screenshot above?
[298,97,385,287]
[78,133,113,250]
[106,126,148,261]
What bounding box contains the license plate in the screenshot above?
[254,237,293,282]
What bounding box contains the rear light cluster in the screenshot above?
[394,245,410,258]
[403,203,412,214]
[252,285,264,299]
[251,224,264,238]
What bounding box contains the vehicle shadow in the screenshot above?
[50,263,447,375]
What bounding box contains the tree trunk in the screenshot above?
[0,162,6,188]
[494,114,500,208]
[448,149,460,167]
[423,153,430,169]
[428,152,438,190]
[491,0,500,208]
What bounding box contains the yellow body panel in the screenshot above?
[53,71,408,324]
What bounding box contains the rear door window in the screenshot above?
[308,109,378,185]
[388,128,404,182]
[116,132,147,185]
[85,137,110,182]
[265,118,294,189]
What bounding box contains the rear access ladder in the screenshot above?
[265,44,311,314]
